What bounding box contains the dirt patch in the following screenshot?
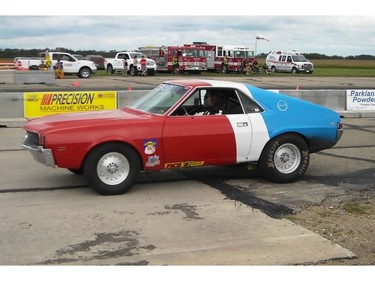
[286,199,375,265]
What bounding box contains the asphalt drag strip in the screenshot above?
[0,155,355,265]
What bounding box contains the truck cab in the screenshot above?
[39,51,97,78]
[104,51,156,76]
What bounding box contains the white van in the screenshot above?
[266,51,313,74]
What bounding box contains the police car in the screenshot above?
[22,80,343,195]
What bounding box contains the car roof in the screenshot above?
[165,79,247,88]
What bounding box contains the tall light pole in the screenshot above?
[254,34,270,57]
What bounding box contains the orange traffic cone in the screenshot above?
[128,85,132,91]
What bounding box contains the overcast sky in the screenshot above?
[1,1,374,56]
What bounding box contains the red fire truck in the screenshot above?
[185,42,255,74]
[138,45,207,74]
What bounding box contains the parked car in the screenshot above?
[22,80,343,195]
[85,54,105,70]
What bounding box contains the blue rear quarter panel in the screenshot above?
[246,85,341,152]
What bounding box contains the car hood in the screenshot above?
[23,108,151,133]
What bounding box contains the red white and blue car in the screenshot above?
[22,80,343,195]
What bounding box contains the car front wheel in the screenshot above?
[106,65,114,75]
[130,66,138,76]
[78,67,91,78]
[258,134,309,183]
[147,69,155,76]
[83,143,141,195]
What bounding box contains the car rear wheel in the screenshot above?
[258,134,309,183]
[83,143,141,195]
[106,65,114,75]
[68,168,83,175]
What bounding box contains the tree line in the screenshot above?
[0,47,374,60]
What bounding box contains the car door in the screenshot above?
[161,88,254,166]
[278,55,287,72]
[55,54,77,74]
[285,56,293,72]
[115,53,126,69]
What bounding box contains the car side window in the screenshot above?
[237,91,263,113]
[170,90,202,116]
[64,55,75,62]
[171,88,246,116]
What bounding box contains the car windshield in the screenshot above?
[130,52,148,59]
[233,50,254,58]
[182,49,207,57]
[129,83,190,115]
[73,54,85,60]
[292,55,308,62]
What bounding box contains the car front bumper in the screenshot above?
[22,144,56,167]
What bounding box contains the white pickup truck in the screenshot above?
[14,51,97,78]
[104,51,157,76]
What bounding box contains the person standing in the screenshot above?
[224,54,229,66]
[54,57,64,79]
[123,58,128,77]
[140,55,147,76]
[38,60,48,70]
[45,50,52,70]
[132,55,138,76]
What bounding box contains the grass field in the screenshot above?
[2,58,374,77]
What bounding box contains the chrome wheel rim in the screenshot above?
[97,152,129,185]
[274,143,301,174]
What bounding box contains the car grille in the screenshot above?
[24,131,40,147]
[304,64,312,70]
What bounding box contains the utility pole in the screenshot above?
[254,34,270,57]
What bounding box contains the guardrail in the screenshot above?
[0,69,54,84]
[0,63,15,70]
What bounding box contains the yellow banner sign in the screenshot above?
[24,91,117,118]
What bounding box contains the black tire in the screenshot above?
[258,134,309,183]
[29,65,39,70]
[147,69,155,76]
[78,67,91,78]
[68,168,83,175]
[83,143,141,195]
[271,66,276,73]
[106,65,114,75]
[291,68,298,74]
[130,65,138,76]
